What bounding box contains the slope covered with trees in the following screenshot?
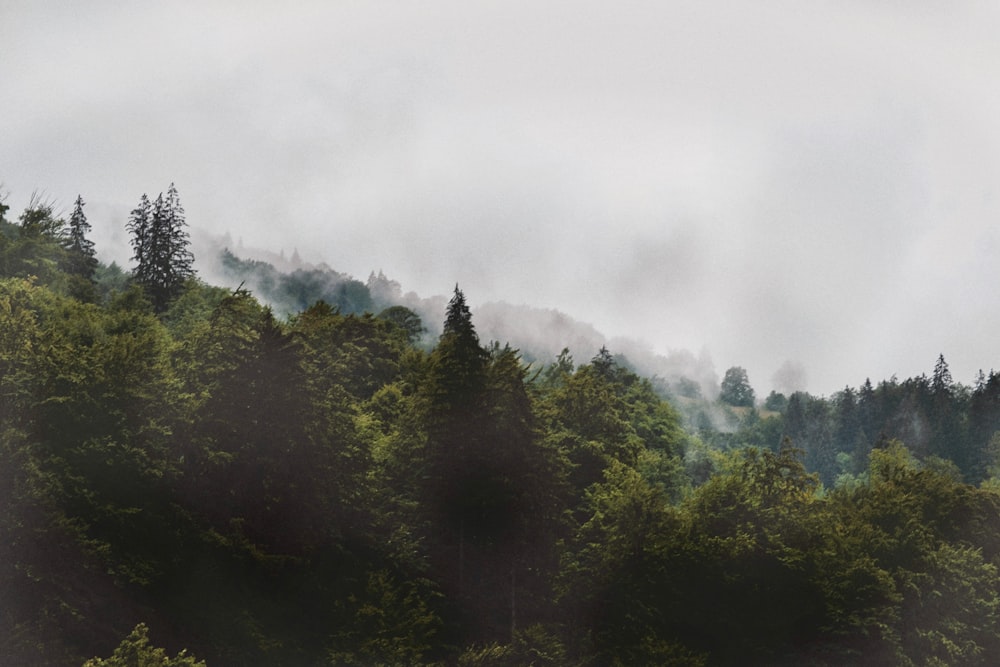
[3,188,1000,665]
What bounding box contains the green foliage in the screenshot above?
[95,261,131,303]
[327,570,442,666]
[719,365,755,407]
[159,279,231,338]
[456,624,568,666]
[10,184,1000,666]
[83,623,206,667]
[377,304,426,343]
[0,200,71,289]
[764,389,788,412]
[218,248,373,316]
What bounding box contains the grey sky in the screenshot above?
[3,1,999,395]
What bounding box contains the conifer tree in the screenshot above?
[127,184,195,311]
[126,193,151,273]
[435,285,489,409]
[65,195,97,279]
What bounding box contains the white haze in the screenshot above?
[3,2,1000,396]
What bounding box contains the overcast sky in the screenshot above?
[3,1,1000,395]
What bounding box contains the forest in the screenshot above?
[4,188,1000,667]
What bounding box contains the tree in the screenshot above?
[929,354,969,474]
[719,366,755,407]
[540,348,574,389]
[126,194,151,277]
[932,353,953,395]
[969,371,1000,482]
[128,184,195,312]
[763,390,788,412]
[428,286,490,428]
[558,461,700,665]
[671,443,825,665]
[415,287,492,626]
[832,387,863,465]
[83,623,205,667]
[180,292,352,553]
[2,198,66,283]
[377,304,426,343]
[65,195,97,279]
[17,194,63,239]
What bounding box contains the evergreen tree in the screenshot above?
[929,354,968,473]
[65,195,97,279]
[126,193,151,275]
[932,353,954,395]
[853,378,879,471]
[420,286,490,572]
[127,184,194,311]
[969,370,1000,482]
[832,387,863,464]
[432,285,489,420]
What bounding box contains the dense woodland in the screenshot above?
[5,189,1000,666]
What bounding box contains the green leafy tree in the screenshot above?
[673,444,825,664]
[0,279,182,664]
[1,198,67,284]
[820,440,1000,664]
[294,300,411,400]
[83,623,206,667]
[719,366,755,407]
[763,390,788,412]
[327,570,442,666]
[377,304,426,343]
[542,361,642,494]
[558,461,702,665]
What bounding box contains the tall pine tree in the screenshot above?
[127,184,194,311]
[65,195,97,280]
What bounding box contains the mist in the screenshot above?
[4,2,1000,396]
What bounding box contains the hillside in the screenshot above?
[3,193,1000,665]
[209,240,722,398]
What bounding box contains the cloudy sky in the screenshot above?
[3,1,1000,395]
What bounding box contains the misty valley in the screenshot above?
[6,188,1000,667]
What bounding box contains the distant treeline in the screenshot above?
[217,248,374,317]
[689,356,1000,490]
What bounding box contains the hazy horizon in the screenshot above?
[4,2,999,396]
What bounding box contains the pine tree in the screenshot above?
[163,183,195,285]
[65,195,97,279]
[127,194,152,284]
[932,354,953,396]
[127,184,195,311]
[434,285,489,413]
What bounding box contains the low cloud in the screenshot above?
[3,2,999,395]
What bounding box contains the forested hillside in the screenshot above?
[5,189,1000,666]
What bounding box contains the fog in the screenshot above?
[3,2,1000,396]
